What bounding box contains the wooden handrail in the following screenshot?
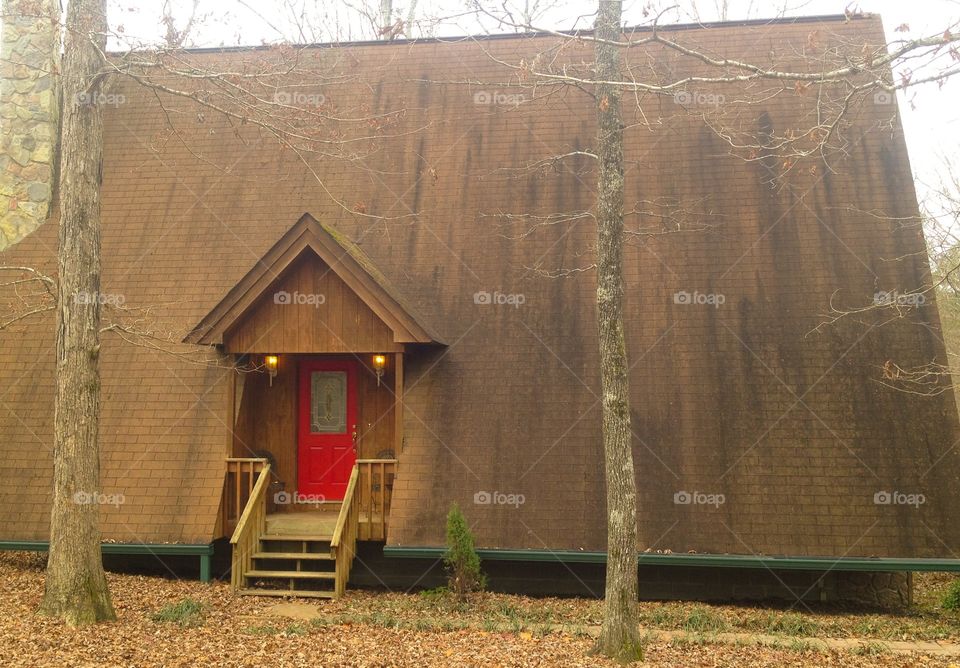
[229,462,271,591]
[223,457,268,531]
[331,465,359,548]
[331,464,361,597]
[356,459,396,541]
[230,462,272,544]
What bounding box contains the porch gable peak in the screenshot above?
[184,213,444,350]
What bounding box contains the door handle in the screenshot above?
[351,424,358,452]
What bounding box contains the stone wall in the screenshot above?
[830,571,914,608]
[0,0,59,250]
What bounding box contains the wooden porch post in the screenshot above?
[226,363,237,457]
[394,352,404,454]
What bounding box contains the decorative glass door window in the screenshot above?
[310,371,347,434]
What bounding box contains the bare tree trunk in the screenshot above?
[593,0,641,661]
[405,0,418,37]
[38,0,116,625]
[379,0,392,34]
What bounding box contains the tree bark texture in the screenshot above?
[38,0,116,625]
[593,0,641,661]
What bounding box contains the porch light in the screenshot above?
[264,354,278,386]
[373,354,386,387]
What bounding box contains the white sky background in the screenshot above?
[63,0,960,214]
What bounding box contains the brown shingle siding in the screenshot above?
[0,15,957,556]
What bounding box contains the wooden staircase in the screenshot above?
[230,464,360,599]
[240,534,339,598]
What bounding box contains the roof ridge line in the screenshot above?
[108,13,874,56]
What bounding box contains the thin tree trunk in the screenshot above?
[380,0,392,34]
[405,0,418,37]
[38,0,116,625]
[593,0,641,661]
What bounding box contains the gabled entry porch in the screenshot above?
[220,352,401,598]
[222,457,395,597]
[223,351,404,524]
[184,214,444,598]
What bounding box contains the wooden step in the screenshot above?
[253,551,333,561]
[279,501,341,509]
[246,569,336,580]
[260,534,332,542]
[237,588,335,599]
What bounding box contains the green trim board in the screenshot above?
[0,541,215,582]
[383,547,960,572]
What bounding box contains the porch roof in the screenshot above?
[184,213,445,348]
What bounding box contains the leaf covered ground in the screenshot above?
[1,552,958,667]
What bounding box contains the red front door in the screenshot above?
[298,359,357,501]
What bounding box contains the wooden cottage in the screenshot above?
[1,14,959,602]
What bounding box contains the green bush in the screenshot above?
[942,578,960,611]
[443,503,486,602]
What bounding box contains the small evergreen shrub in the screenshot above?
[942,578,960,611]
[443,503,485,602]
